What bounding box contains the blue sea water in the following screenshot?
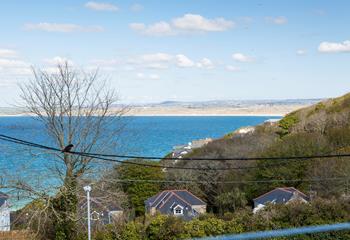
[0,116,280,206]
[0,116,279,159]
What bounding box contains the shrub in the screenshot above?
[183,219,206,238]
[119,221,143,240]
[278,113,299,136]
[145,215,184,240]
[202,217,227,236]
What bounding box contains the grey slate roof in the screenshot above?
[145,190,206,220]
[253,187,309,207]
[0,192,9,208]
[145,190,206,207]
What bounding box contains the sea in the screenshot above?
[0,116,280,207]
[0,116,280,158]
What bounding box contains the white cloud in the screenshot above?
[149,74,160,80]
[136,73,145,78]
[129,21,173,36]
[146,63,169,69]
[130,3,143,12]
[127,53,172,69]
[85,1,118,11]
[232,53,255,63]
[239,17,254,24]
[226,65,241,72]
[136,72,160,79]
[0,49,18,58]
[296,49,307,55]
[196,58,214,69]
[318,40,350,53]
[44,56,74,65]
[24,23,104,33]
[98,53,215,71]
[130,13,234,36]
[175,54,194,67]
[0,58,31,76]
[0,58,28,68]
[129,23,146,31]
[265,16,288,25]
[172,14,234,32]
[141,53,173,62]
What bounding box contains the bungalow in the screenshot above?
[0,192,10,231]
[253,187,309,213]
[80,198,123,225]
[145,190,206,220]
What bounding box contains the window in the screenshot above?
[173,205,184,215]
[175,208,182,214]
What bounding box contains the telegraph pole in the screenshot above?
[83,185,92,240]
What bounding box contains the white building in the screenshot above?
[0,192,10,231]
[171,138,213,159]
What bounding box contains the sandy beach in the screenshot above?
[124,104,310,116]
[0,104,311,117]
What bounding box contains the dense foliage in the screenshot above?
[113,160,165,216]
[86,198,350,239]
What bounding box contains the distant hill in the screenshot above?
[165,93,350,210]
[146,99,323,108]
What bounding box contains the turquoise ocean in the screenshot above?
[0,116,280,206]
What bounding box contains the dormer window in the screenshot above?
[173,205,184,215]
[175,208,182,214]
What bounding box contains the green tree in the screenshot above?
[215,188,247,214]
[115,160,165,216]
[145,215,184,240]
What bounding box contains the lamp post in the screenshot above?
[83,185,92,240]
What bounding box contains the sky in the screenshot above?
[0,0,349,106]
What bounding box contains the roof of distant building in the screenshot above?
[253,187,308,206]
[145,190,206,208]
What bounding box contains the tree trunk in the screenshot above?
[52,171,78,240]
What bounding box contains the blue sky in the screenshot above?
[0,0,349,106]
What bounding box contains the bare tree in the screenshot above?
[15,62,128,239]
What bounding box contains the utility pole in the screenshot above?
[83,185,92,240]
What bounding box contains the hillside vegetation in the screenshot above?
[164,93,350,210]
[88,93,350,240]
[15,93,350,239]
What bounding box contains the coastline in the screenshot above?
[124,113,284,117]
[123,104,309,117]
[0,104,310,117]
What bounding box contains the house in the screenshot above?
[80,198,123,225]
[264,118,281,125]
[253,187,309,213]
[171,138,212,159]
[0,192,10,231]
[236,126,255,135]
[145,190,206,220]
[172,144,191,159]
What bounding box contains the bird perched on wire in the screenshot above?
[62,144,74,153]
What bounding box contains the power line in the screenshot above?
[92,177,350,185]
[2,133,350,162]
[71,149,350,162]
[0,134,349,171]
[73,151,287,171]
[0,134,292,171]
